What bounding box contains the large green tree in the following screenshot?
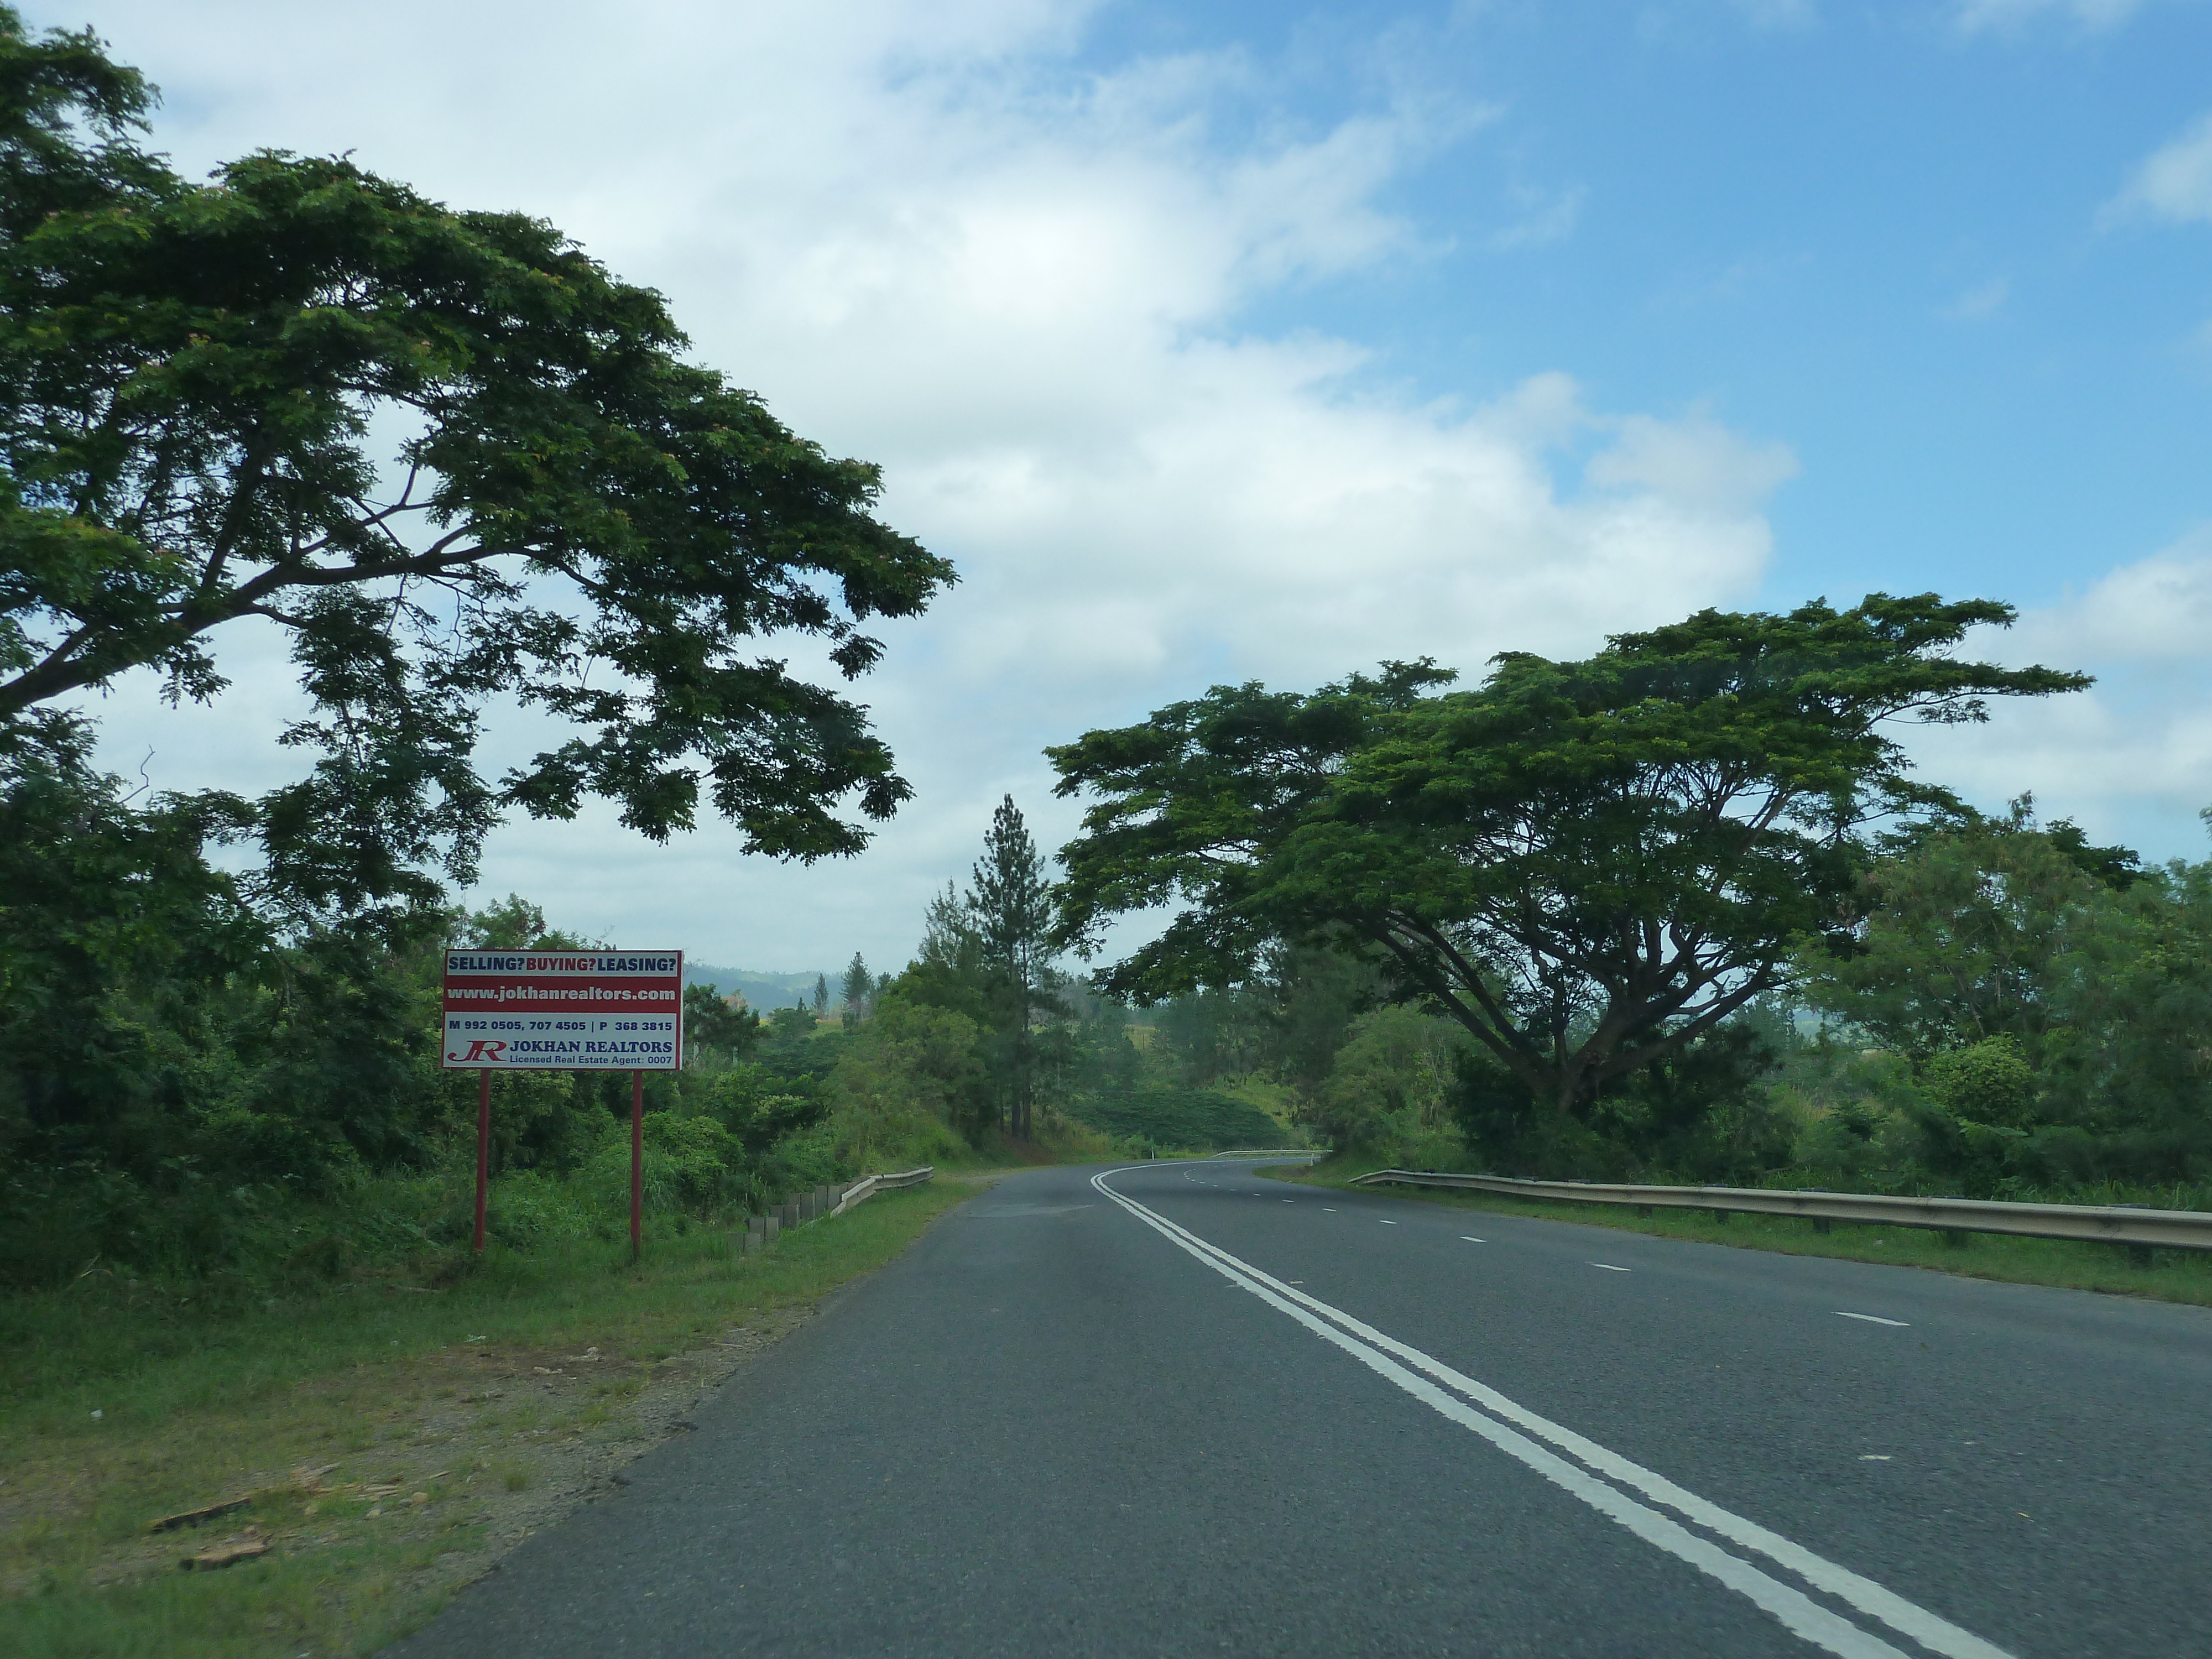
[0,9,953,926]
[1801,801,2131,1060]
[1051,596,2086,1121]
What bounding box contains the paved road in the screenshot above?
[393,1161,2212,1657]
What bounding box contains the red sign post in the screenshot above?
[441,950,684,1257]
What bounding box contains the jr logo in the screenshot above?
[453,1040,509,1062]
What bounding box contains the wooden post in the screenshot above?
[630,1068,645,1260]
[473,1068,492,1254]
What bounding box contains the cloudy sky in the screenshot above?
[43,0,2212,975]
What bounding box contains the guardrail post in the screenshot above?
[1711,1209,1731,1224]
[1813,1218,1832,1234]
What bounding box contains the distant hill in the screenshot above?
[685,964,829,1011]
[1067,1088,1296,1152]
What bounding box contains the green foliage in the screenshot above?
[1053,598,2086,1121]
[839,952,874,1021]
[821,997,978,1170]
[967,794,1060,1138]
[766,1003,818,1043]
[0,20,953,905]
[1303,1005,1470,1150]
[697,1064,825,1155]
[1152,984,1271,1084]
[828,996,985,1128]
[1926,1036,2037,1127]
[1069,1087,1286,1151]
[0,5,166,239]
[585,1113,752,1218]
[684,982,760,1059]
[1796,808,2212,1189]
[883,801,1071,1141]
[0,14,950,1289]
[1583,1023,1796,1184]
[1807,804,2101,1056]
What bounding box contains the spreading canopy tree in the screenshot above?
[1050,596,2088,1119]
[0,9,953,925]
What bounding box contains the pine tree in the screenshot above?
[813,974,829,1016]
[841,952,872,1022]
[966,796,1059,1139]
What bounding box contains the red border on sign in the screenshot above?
[440,949,685,1070]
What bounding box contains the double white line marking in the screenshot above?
[1093,1167,2011,1659]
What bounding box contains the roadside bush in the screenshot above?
[586,1113,753,1220]
[1070,1087,1285,1151]
[1302,1006,1470,1152]
[1926,1036,2038,1128]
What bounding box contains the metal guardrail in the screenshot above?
[741,1168,934,1250]
[1210,1149,1323,1159]
[1349,1168,2212,1253]
[832,1165,935,1216]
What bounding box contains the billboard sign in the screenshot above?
[441,950,684,1070]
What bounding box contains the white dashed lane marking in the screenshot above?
[1590,1263,1631,1272]
[1462,1237,1486,1243]
[1835,1313,1910,1328]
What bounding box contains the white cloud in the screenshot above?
[1907,529,2212,860]
[55,0,1796,969]
[2025,529,2212,659]
[2106,111,2212,226]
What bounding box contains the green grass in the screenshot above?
[0,1180,976,1657]
[1269,1160,2212,1306]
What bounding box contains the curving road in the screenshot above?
[392,1160,2212,1657]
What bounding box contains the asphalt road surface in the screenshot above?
[391,1160,2212,1657]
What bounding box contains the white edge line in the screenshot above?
[1093,1166,2013,1659]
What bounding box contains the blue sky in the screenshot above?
[1073,0,2212,604]
[46,0,2212,971]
